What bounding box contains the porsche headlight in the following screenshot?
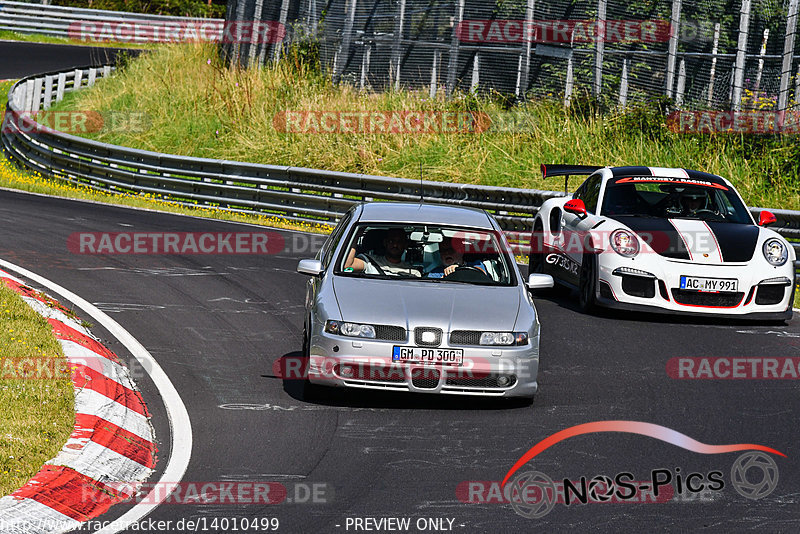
[762,239,788,266]
[610,229,640,257]
[325,320,376,338]
[479,332,528,346]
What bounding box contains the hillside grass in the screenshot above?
[48,42,800,211]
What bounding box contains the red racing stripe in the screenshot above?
[72,364,150,417]
[48,318,121,363]
[72,413,156,468]
[11,465,131,521]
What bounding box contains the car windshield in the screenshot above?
[335,224,515,286]
[600,177,752,224]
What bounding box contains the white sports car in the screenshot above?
[529,165,796,321]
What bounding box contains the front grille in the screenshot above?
[374,325,407,341]
[621,276,655,298]
[446,374,517,388]
[755,285,786,305]
[414,327,442,347]
[411,367,440,389]
[449,330,482,346]
[671,289,744,307]
[337,363,406,383]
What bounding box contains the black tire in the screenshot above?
[578,253,598,313]
[528,220,545,275]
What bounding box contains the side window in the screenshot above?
[319,211,353,268]
[582,175,602,214]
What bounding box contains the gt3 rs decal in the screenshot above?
[546,253,579,277]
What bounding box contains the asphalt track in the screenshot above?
[0,41,140,80]
[2,42,799,533]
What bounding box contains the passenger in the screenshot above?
[344,228,421,277]
[427,236,486,278]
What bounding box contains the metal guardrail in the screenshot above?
[0,0,223,41]
[1,65,799,281]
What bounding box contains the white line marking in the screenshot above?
[0,259,192,534]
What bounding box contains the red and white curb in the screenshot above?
[0,271,156,533]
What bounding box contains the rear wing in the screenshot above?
[540,164,603,193]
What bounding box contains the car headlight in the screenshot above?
[610,229,640,257]
[479,332,528,346]
[762,239,788,266]
[325,320,376,338]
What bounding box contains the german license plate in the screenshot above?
[680,276,738,292]
[392,346,463,366]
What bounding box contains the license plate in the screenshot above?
[680,276,738,292]
[392,346,463,366]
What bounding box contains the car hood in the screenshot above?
[610,216,758,263]
[332,276,521,331]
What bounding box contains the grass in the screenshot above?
[0,283,74,497]
[47,42,800,211]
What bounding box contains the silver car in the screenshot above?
[296,202,553,399]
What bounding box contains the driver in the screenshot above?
[427,236,486,278]
[680,189,707,216]
[344,228,421,276]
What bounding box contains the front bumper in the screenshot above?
[308,331,539,398]
[595,253,795,320]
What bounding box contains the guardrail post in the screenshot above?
[102,66,111,78]
[56,72,66,103]
[24,80,34,111]
[32,78,43,112]
[43,75,54,110]
[666,0,682,98]
[778,0,800,113]
[732,0,752,112]
[87,68,97,87]
[73,69,83,90]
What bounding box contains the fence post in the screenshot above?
[707,22,720,105]
[446,0,465,96]
[392,0,407,91]
[272,0,291,62]
[24,80,34,111]
[517,0,535,99]
[778,0,800,112]
[796,63,800,106]
[564,53,574,106]
[360,45,371,90]
[43,75,53,110]
[619,57,630,107]
[666,0,682,98]
[754,28,769,94]
[249,0,264,66]
[32,78,42,112]
[594,0,607,96]
[73,69,83,91]
[675,58,686,108]
[231,0,247,67]
[430,50,440,98]
[334,0,357,80]
[732,0,752,112]
[470,53,480,92]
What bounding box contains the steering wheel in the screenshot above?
[443,265,491,282]
[359,253,384,275]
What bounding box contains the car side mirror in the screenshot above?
[758,210,777,227]
[564,199,587,217]
[527,273,554,290]
[297,259,324,277]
